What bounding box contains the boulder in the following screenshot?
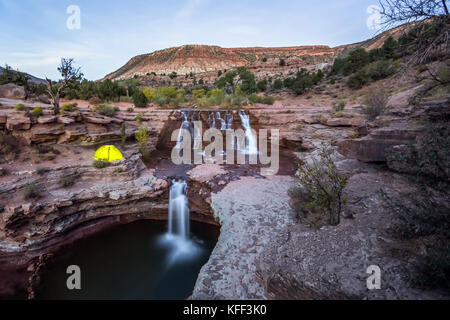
[0,84,26,100]
[6,114,31,131]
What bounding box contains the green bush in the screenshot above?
[126,107,134,113]
[14,104,27,111]
[347,69,369,89]
[94,103,119,117]
[89,97,103,105]
[362,87,388,120]
[60,103,78,114]
[257,79,268,92]
[32,106,43,117]
[273,79,283,90]
[23,184,41,200]
[92,159,109,169]
[279,58,286,66]
[367,60,395,81]
[332,101,346,112]
[289,144,348,227]
[132,90,148,108]
[59,176,75,188]
[0,168,7,176]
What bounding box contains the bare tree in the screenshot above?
[379,0,449,26]
[46,58,83,114]
[378,0,449,64]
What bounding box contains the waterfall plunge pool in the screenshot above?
[35,220,219,300]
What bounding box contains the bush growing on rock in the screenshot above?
[94,103,119,117]
[60,103,78,114]
[289,144,348,227]
[88,97,103,105]
[332,101,346,112]
[92,159,109,169]
[14,104,27,111]
[23,184,41,200]
[32,106,43,117]
[0,133,19,163]
[362,87,388,120]
[135,126,151,162]
[59,176,75,188]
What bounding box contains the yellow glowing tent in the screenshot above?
[94,145,124,162]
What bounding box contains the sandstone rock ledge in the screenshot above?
[191,176,295,299]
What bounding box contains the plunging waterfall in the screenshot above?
[175,112,191,149]
[168,180,190,240]
[238,111,258,155]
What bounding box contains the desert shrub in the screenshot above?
[59,176,75,188]
[332,101,346,112]
[136,113,143,122]
[279,58,286,66]
[0,168,7,176]
[32,106,43,117]
[362,87,388,120]
[347,69,369,89]
[126,107,134,113]
[120,122,127,149]
[192,88,206,99]
[207,89,225,106]
[60,103,78,114]
[23,184,40,200]
[119,96,133,103]
[132,90,148,108]
[36,167,47,175]
[367,60,395,81]
[386,123,449,182]
[94,103,119,117]
[261,95,275,105]
[36,144,53,154]
[289,144,348,227]
[92,159,109,169]
[0,133,19,162]
[273,79,283,90]
[257,79,268,92]
[89,97,103,105]
[135,126,150,161]
[14,104,27,111]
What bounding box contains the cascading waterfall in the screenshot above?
[225,111,233,130]
[175,112,191,149]
[217,112,227,130]
[168,180,190,240]
[239,111,258,155]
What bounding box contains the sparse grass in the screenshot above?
[59,176,75,188]
[23,184,41,200]
[93,159,109,169]
[94,103,119,117]
[14,104,27,111]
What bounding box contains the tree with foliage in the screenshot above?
[45,58,83,114]
[237,67,257,94]
[132,90,148,108]
[216,71,238,93]
[289,144,348,227]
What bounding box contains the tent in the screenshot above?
[94,145,124,162]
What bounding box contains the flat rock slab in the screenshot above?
[191,175,295,300]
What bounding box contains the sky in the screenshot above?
[0,0,384,80]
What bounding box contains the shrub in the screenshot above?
[136,113,143,122]
[273,79,283,90]
[362,87,388,120]
[59,176,75,188]
[279,59,286,66]
[36,144,54,154]
[60,103,78,114]
[93,159,109,169]
[0,133,19,162]
[132,90,148,108]
[347,69,369,89]
[94,103,119,117]
[14,104,27,111]
[367,60,395,81]
[32,106,43,117]
[126,107,134,113]
[0,168,7,176]
[36,167,47,175]
[23,184,40,200]
[332,101,346,112]
[89,97,103,105]
[135,126,150,161]
[289,144,348,227]
[257,79,268,92]
[261,95,275,105]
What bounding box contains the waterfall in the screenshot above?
[217,112,227,130]
[225,111,233,130]
[239,111,258,155]
[206,112,216,129]
[175,112,191,149]
[168,180,190,240]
